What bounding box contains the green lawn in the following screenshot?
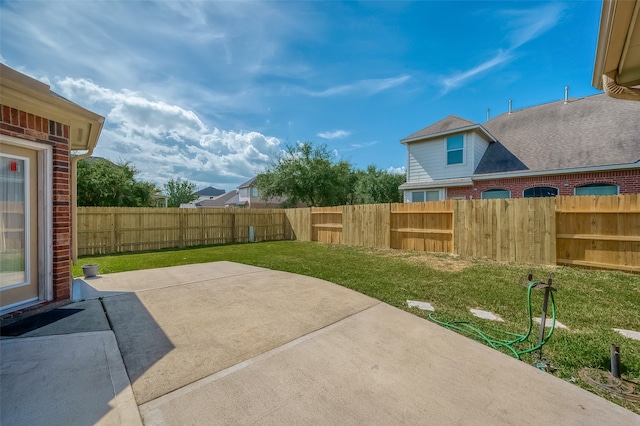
[73,241,640,412]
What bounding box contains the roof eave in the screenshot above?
[400,124,496,145]
[472,162,640,181]
[592,0,640,90]
[0,64,104,151]
[399,178,474,190]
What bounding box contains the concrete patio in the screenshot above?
[1,262,638,425]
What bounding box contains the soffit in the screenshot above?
[618,2,640,85]
[0,64,104,151]
[593,0,640,88]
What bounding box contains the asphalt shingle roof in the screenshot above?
[401,115,476,142]
[195,186,225,197]
[402,94,640,175]
[196,190,239,207]
[237,177,257,189]
[478,94,640,174]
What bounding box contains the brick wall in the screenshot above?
[1,104,72,302]
[445,169,639,199]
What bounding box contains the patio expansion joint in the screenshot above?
[103,269,272,296]
[139,300,383,414]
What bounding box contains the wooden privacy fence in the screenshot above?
[284,195,638,272]
[556,194,639,272]
[77,207,287,255]
[78,195,639,272]
[454,197,556,265]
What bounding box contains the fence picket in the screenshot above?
[77,195,639,272]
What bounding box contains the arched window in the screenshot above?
[523,187,558,198]
[574,184,618,196]
[481,188,510,199]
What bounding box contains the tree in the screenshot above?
[351,165,406,204]
[256,142,354,207]
[164,178,198,207]
[77,158,159,207]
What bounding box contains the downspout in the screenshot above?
[70,151,92,265]
[70,118,104,265]
[602,71,640,100]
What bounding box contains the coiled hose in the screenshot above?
[428,281,556,360]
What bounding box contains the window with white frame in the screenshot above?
[411,190,440,202]
[481,188,510,199]
[574,183,618,196]
[523,187,558,198]
[251,187,259,197]
[446,135,464,165]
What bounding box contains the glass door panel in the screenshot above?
[0,145,39,311]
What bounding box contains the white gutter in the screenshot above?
[399,179,473,190]
[472,161,639,180]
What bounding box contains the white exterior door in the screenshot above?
[0,144,39,311]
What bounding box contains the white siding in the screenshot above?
[407,143,434,182]
[471,133,490,170]
[238,187,250,203]
[407,132,476,182]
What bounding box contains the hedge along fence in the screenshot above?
[78,194,639,272]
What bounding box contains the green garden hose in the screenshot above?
[428,281,556,360]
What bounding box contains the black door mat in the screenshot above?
[0,309,83,337]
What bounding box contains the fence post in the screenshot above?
[110,210,116,253]
[179,210,185,248]
[231,210,236,243]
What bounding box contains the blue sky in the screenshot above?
[1,1,603,191]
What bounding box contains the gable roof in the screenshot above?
[195,186,225,197]
[196,190,239,207]
[237,177,257,189]
[401,115,476,143]
[400,115,495,144]
[477,93,640,175]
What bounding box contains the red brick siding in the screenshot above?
[445,169,639,199]
[1,104,72,302]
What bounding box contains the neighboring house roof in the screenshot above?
[196,190,239,207]
[402,93,640,180]
[400,115,477,143]
[195,186,225,197]
[237,177,257,189]
[478,94,640,175]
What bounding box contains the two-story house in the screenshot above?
[399,93,640,201]
[236,177,287,208]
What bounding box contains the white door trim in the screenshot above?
[1,134,53,311]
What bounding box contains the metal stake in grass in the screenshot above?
[537,274,556,360]
[611,344,621,379]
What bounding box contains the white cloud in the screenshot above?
[318,130,351,140]
[441,51,512,93]
[340,141,380,152]
[387,166,406,175]
[439,3,564,94]
[502,4,566,49]
[56,78,280,189]
[57,78,206,142]
[303,75,410,97]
